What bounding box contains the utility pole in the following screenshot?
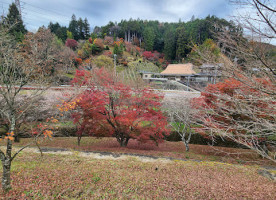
[15,0,22,19]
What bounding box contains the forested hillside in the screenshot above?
[48,15,242,62]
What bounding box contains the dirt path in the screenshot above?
[6,146,276,181]
[13,146,180,163]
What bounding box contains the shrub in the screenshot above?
[65,39,78,50]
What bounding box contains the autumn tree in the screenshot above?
[61,68,169,147]
[65,38,78,50]
[23,27,59,77]
[0,27,55,191]
[193,78,276,161]
[189,38,221,66]
[164,99,194,151]
[142,51,155,60]
[193,0,276,161]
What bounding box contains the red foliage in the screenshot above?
[142,51,154,60]
[65,39,78,49]
[70,68,169,146]
[88,38,93,44]
[192,77,276,143]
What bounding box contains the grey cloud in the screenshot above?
[1,0,234,31]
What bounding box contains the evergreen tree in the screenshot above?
[164,26,176,60]
[5,3,27,41]
[48,22,67,42]
[48,22,61,33]
[143,27,155,51]
[55,26,68,42]
[77,18,84,40]
[176,26,190,59]
[83,18,90,39]
[68,14,78,40]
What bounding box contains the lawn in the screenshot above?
[0,151,275,199]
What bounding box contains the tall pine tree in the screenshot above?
[176,26,190,59]
[77,18,84,40]
[164,26,176,61]
[5,3,27,41]
[83,18,90,39]
[143,27,155,51]
[68,14,78,40]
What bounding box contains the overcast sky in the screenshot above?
[0,0,235,31]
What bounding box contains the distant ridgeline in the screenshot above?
[92,16,242,61]
[47,15,242,62]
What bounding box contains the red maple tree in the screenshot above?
[142,51,154,60]
[68,68,169,147]
[193,77,276,160]
[65,39,78,50]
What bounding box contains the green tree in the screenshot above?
[164,26,176,60]
[143,27,156,51]
[55,26,68,42]
[176,26,190,59]
[48,22,61,33]
[68,14,78,40]
[5,3,27,41]
[83,18,90,39]
[48,22,67,42]
[77,18,84,40]
[67,30,73,39]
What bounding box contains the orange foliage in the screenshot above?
[113,38,124,46]
[93,38,104,50]
[3,132,15,141]
[75,57,83,65]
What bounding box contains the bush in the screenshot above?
[92,55,113,69]
[103,36,114,45]
[93,38,104,50]
[65,39,78,50]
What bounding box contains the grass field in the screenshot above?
[0,151,275,199]
[0,137,275,199]
[8,137,276,166]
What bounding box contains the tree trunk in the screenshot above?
[77,136,82,146]
[2,138,13,191]
[117,136,130,147]
[1,112,16,191]
[14,132,20,143]
[182,136,189,152]
[2,157,11,191]
[184,141,189,152]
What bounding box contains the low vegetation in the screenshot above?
[0,151,275,199]
[6,137,276,166]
